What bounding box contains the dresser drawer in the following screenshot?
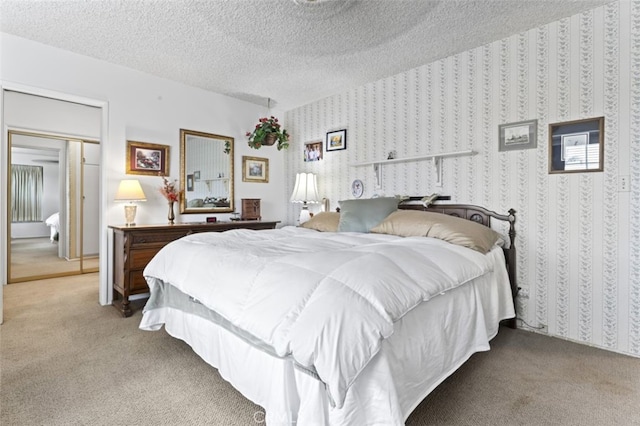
[129,270,150,293]
[131,230,192,246]
[129,247,160,269]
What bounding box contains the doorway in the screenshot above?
[7,131,100,282]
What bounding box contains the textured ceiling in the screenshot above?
[0,0,612,111]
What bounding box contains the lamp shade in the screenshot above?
[114,179,147,202]
[290,173,320,204]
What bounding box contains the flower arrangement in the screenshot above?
[246,116,290,151]
[159,175,181,203]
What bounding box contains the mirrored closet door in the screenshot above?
[8,131,100,283]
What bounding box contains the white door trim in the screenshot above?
[0,81,110,325]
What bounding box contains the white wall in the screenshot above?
[0,33,288,299]
[284,0,640,357]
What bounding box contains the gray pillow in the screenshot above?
[337,197,399,233]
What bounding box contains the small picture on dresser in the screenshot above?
[242,156,269,183]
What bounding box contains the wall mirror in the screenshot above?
[549,117,604,174]
[180,129,234,214]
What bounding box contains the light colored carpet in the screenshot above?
[1,275,638,425]
[9,238,98,281]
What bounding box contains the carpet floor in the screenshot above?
[1,274,638,425]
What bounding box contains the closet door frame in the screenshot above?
[0,83,109,325]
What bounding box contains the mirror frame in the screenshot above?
[179,129,234,214]
[548,116,604,174]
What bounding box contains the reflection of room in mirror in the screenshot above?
[180,129,234,213]
[9,132,100,282]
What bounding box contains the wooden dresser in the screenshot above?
[109,221,279,317]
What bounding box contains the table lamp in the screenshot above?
[290,172,320,224]
[114,179,146,226]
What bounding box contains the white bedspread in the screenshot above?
[142,226,498,408]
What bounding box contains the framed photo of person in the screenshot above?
[304,140,323,162]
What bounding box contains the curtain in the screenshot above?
[11,164,43,222]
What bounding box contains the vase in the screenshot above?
[168,201,175,225]
[263,133,277,146]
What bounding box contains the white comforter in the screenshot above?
[142,226,498,408]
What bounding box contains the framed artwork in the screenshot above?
[549,116,604,173]
[326,129,347,152]
[304,140,323,162]
[498,119,537,152]
[186,174,194,191]
[242,156,269,183]
[193,170,201,181]
[126,140,169,176]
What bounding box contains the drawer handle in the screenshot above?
[138,238,147,243]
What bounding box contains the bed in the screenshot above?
[139,199,517,425]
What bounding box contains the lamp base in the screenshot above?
[299,207,311,224]
[124,204,137,226]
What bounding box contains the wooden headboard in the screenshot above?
[398,198,518,328]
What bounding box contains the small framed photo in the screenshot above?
[498,119,537,152]
[304,140,323,162]
[193,170,201,181]
[126,140,170,175]
[242,156,269,183]
[326,129,347,152]
[186,174,194,191]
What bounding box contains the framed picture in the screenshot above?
[498,119,537,152]
[193,170,201,181]
[126,140,170,176]
[186,174,194,191]
[304,140,323,162]
[326,129,347,152]
[549,116,604,174]
[242,156,269,183]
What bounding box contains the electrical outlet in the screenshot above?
[619,175,630,192]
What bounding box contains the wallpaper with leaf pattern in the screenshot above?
[284,0,639,357]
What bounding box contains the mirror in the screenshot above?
[549,117,604,174]
[180,129,234,214]
[8,131,100,282]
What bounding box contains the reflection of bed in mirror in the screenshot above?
[180,129,234,214]
[45,212,60,242]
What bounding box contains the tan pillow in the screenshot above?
[300,212,340,232]
[370,210,501,253]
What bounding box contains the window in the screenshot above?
[11,164,43,222]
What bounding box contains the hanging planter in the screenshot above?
[263,133,278,146]
[246,116,290,151]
